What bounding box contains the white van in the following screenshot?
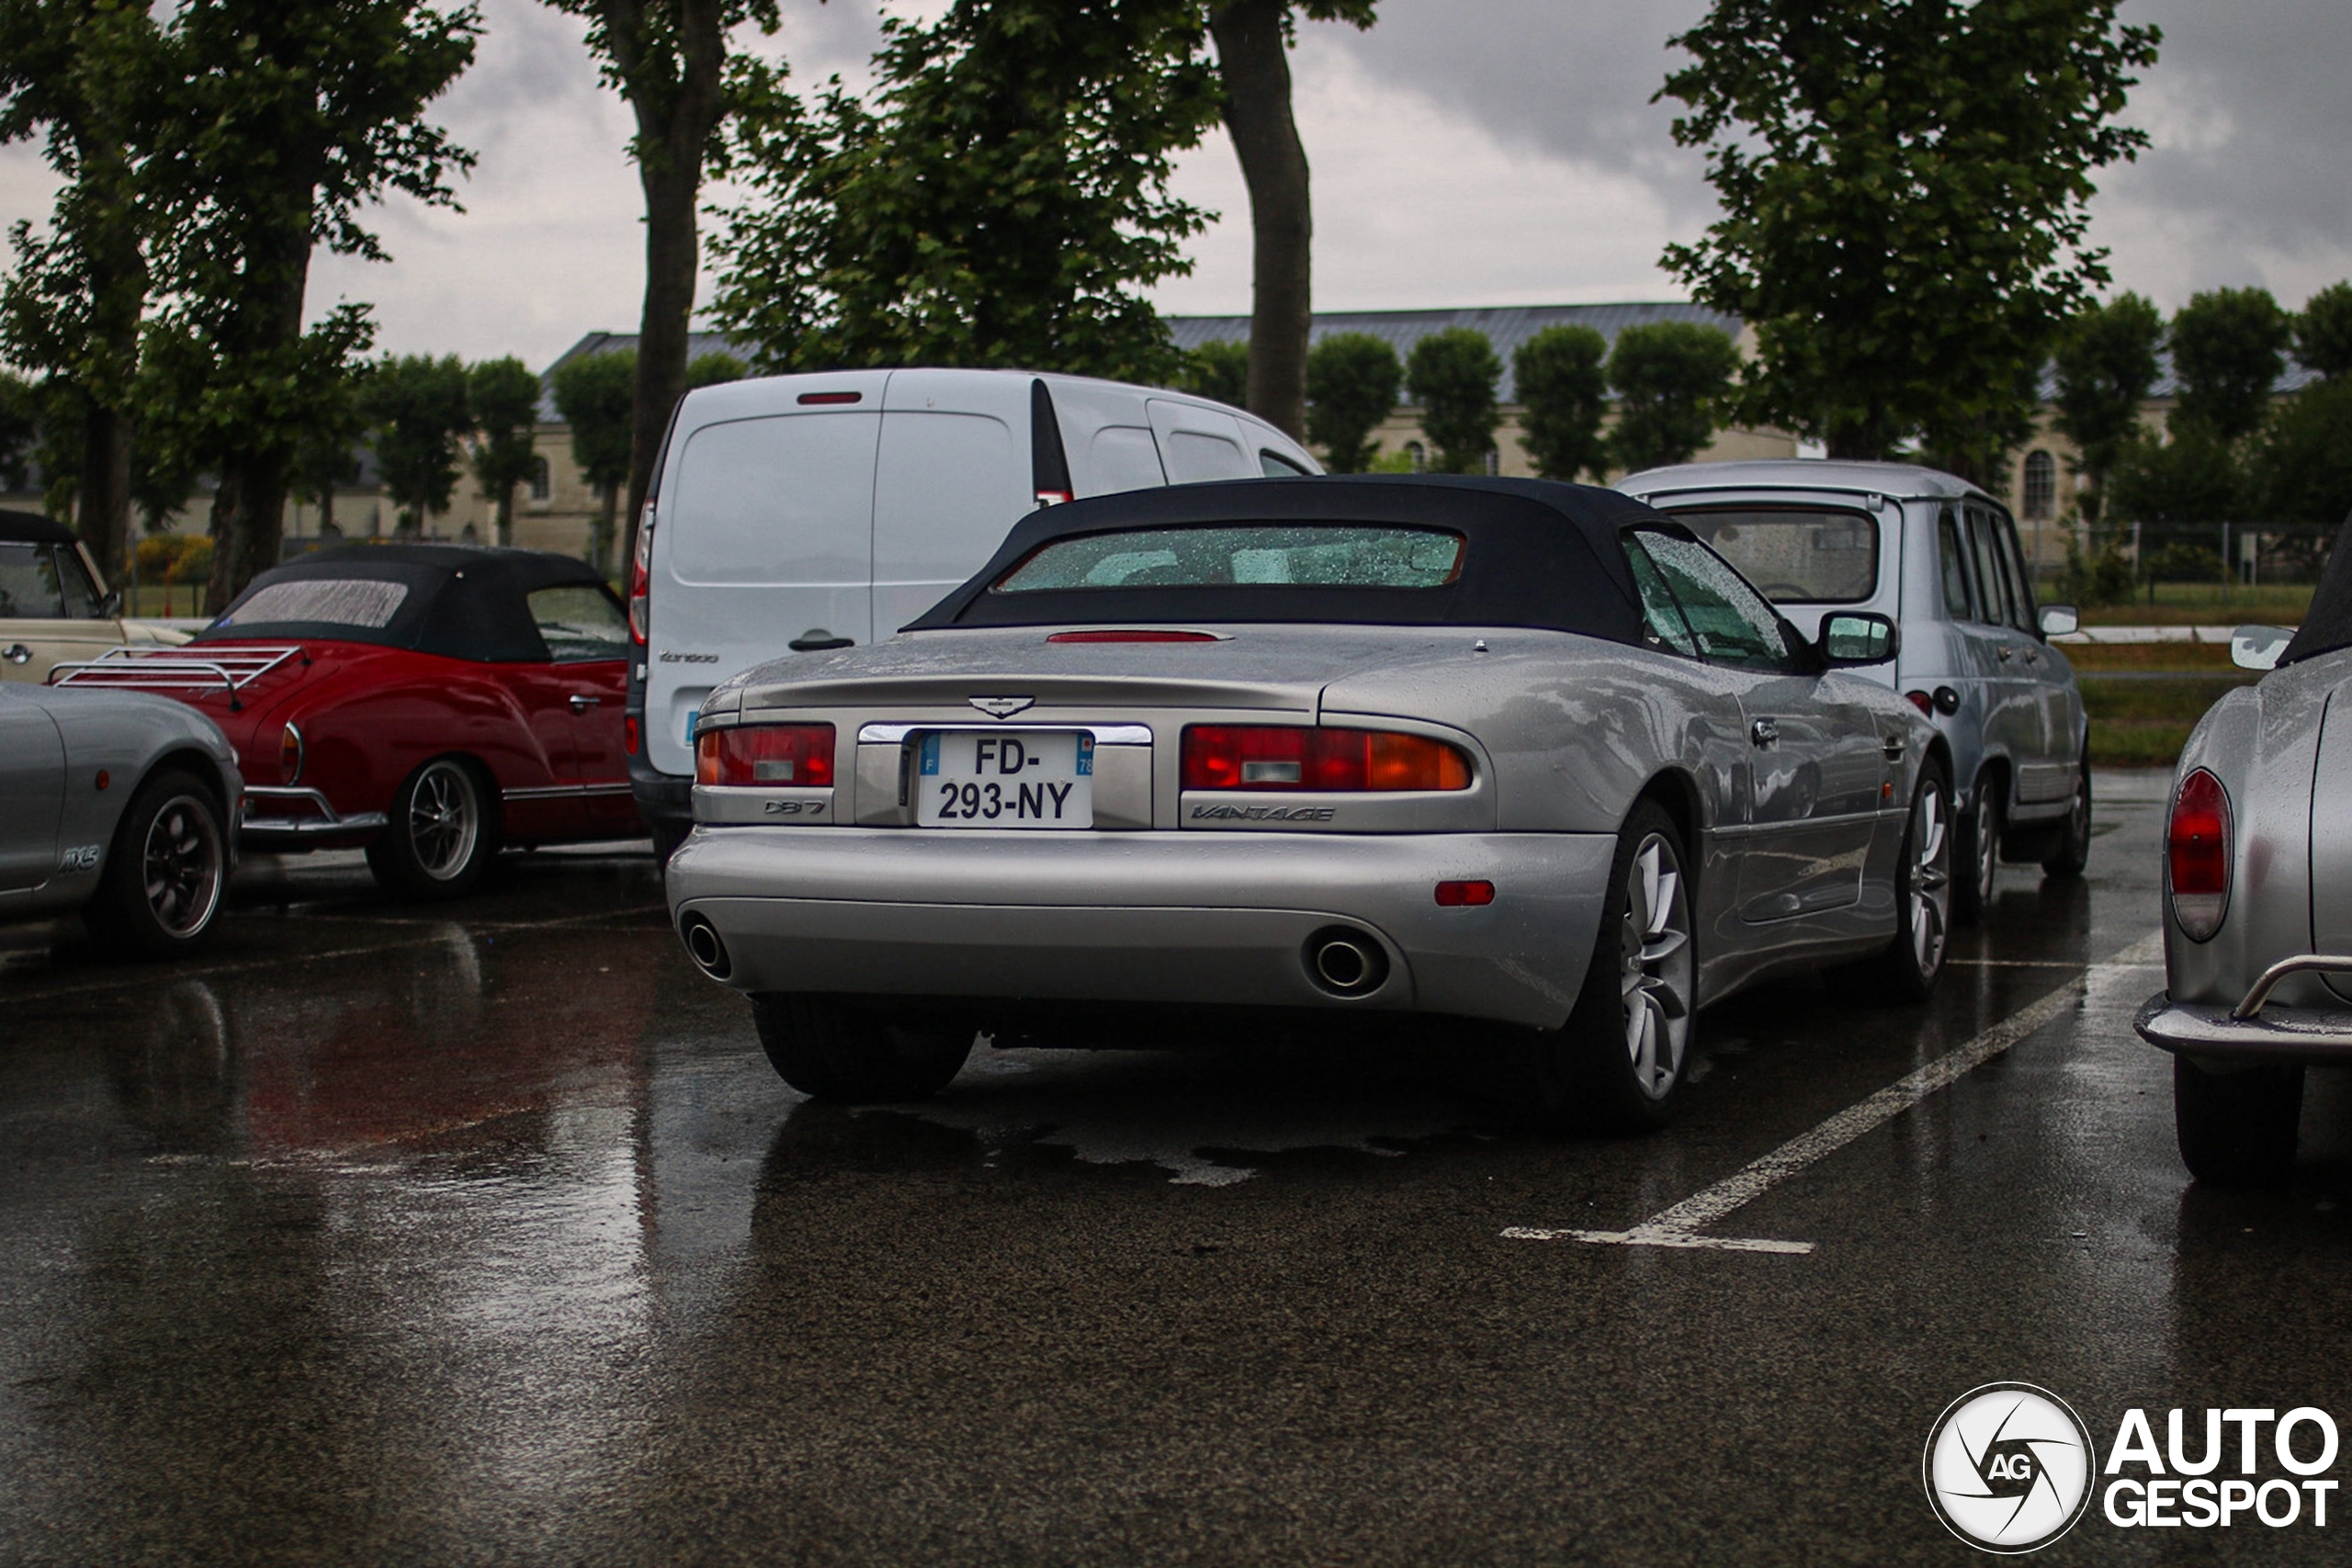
[626,367,1321,851]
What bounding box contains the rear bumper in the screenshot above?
[664,827,1614,1032]
[2136,956,2352,1062]
[630,753,692,837]
[238,786,386,850]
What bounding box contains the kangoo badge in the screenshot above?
[1923,1383,2097,1553]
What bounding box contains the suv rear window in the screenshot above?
[1664,508,1879,604]
[994,525,1465,592]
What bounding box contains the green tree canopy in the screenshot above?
[2254,377,2352,526]
[2051,291,2162,524]
[1177,339,1250,408]
[2106,426,2245,527]
[0,369,35,492]
[1405,327,1499,474]
[2168,287,2290,442]
[1606,321,1738,475]
[1304,332,1399,473]
[469,355,543,547]
[708,0,1219,385]
[2294,281,2352,379]
[552,348,636,571]
[1659,0,2158,465]
[686,350,747,389]
[360,354,472,533]
[1511,323,1609,481]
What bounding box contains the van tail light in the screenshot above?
[628,503,654,647]
[2166,767,2232,942]
[624,716,640,756]
[696,724,835,787]
[1182,726,1472,792]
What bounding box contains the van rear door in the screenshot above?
[645,379,886,778]
[1145,399,1257,483]
[871,370,1035,636]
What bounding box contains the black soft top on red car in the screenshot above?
[198,543,613,662]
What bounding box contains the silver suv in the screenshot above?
[1619,460,2088,920]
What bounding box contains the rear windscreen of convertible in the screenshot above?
[993,525,1466,593]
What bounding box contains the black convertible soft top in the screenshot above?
[2282,517,2352,667]
[0,508,77,546]
[198,543,612,662]
[904,475,1668,642]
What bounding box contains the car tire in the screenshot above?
[1510,800,1695,1134]
[751,994,975,1104]
[82,767,230,959]
[367,756,498,899]
[1953,778,2001,925]
[2041,748,2092,878]
[1860,756,1952,1003]
[2174,1055,2302,1188]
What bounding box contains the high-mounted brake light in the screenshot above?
[797,390,863,405]
[696,724,836,788]
[628,502,654,647]
[1182,726,1472,793]
[1047,629,1220,644]
[1035,488,1072,507]
[2166,766,2231,942]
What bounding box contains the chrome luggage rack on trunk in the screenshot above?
[47,644,304,710]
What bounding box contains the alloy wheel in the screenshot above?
[141,795,223,938]
[1619,833,1694,1101]
[408,761,481,881]
[1972,792,1999,907]
[1910,783,1952,977]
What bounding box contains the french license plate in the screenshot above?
[916,730,1093,829]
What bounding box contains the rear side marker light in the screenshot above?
[697,724,836,787]
[1435,880,1495,907]
[1047,629,1221,644]
[797,391,862,405]
[624,716,640,756]
[2166,767,2231,942]
[1182,726,1473,792]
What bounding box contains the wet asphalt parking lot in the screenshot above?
[4,773,2350,1566]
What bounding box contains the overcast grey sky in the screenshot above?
[3,0,2346,370]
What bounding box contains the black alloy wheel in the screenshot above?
[84,767,229,959]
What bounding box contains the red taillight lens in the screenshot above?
[1905,689,1933,716]
[1046,629,1220,644]
[696,724,835,788]
[2166,766,2231,942]
[624,716,640,756]
[628,507,653,647]
[1434,880,1495,907]
[1181,727,1473,792]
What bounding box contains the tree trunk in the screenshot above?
[1210,0,1312,440]
[594,481,620,577]
[616,0,728,585]
[77,407,132,590]
[73,131,145,588]
[207,243,313,609]
[496,482,514,547]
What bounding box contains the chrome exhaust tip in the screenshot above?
[1306,927,1388,997]
[680,915,731,980]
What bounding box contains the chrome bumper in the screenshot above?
[2136,954,2352,1061]
[238,786,388,849]
[664,827,1615,1032]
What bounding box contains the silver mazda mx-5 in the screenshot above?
[665,477,1950,1129]
[2137,522,2352,1184]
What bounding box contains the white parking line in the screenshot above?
[1505,932,2165,1257]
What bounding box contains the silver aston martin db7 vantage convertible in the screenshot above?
[665,477,1951,1128]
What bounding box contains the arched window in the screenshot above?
[2021,450,2056,520]
[1405,441,1427,474]
[528,456,551,502]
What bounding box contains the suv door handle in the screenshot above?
[568,694,603,713]
[1749,716,1779,750]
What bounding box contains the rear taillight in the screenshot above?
[696,724,836,787]
[624,716,640,756]
[2166,766,2231,942]
[1182,726,1472,792]
[628,503,653,647]
[1047,629,1220,644]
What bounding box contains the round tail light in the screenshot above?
[2166,767,2232,942]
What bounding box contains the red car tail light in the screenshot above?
[1046,629,1221,644]
[1434,880,1495,907]
[1181,727,1472,792]
[2166,766,2232,942]
[628,504,654,647]
[696,724,835,788]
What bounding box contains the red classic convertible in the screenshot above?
[51,544,639,897]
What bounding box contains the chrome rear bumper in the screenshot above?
[664,827,1615,1032]
[238,786,387,849]
[2136,954,2352,1061]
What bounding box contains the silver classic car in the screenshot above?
[666,478,1950,1127]
[2136,532,2352,1184]
[1617,462,2090,921]
[1,679,242,957]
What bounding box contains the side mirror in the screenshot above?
[2037,604,2079,637]
[1818,611,1898,666]
[96,589,123,619]
[2232,624,2293,671]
